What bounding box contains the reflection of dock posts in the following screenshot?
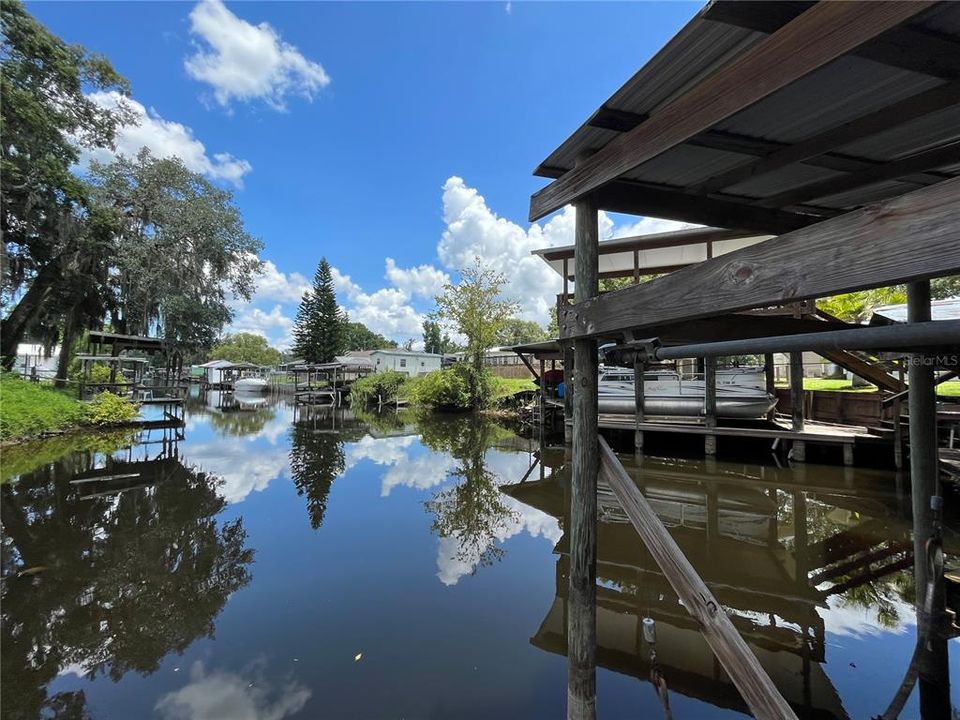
[633,354,645,456]
[907,280,951,716]
[704,356,717,456]
[764,353,776,421]
[789,352,806,462]
[568,182,598,720]
[792,490,813,712]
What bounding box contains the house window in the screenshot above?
[400,359,407,368]
[421,361,425,367]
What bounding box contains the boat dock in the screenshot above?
[521,3,960,716]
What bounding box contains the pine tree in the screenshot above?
[292,258,346,363]
[292,289,316,360]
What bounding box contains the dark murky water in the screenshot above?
[2,393,958,719]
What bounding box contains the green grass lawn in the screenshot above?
[491,376,537,400]
[938,380,960,398]
[774,377,960,397]
[0,373,87,441]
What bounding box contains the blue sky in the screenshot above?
[32,0,699,348]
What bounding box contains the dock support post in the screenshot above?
[790,352,806,462]
[764,353,776,421]
[633,354,645,456]
[704,356,717,456]
[563,344,574,444]
[568,190,598,720]
[907,280,951,716]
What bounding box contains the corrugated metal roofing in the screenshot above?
[534,1,960,224]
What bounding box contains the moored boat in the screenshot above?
[597,366,776,419]
[234,376,268,393]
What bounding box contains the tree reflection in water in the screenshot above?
[288,410,347,530]
[0,450,254,720]
[420,414,518,576]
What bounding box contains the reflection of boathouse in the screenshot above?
[502,451,946,720]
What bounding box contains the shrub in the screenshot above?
[83,392,140,426]
[68,359,113,384]
[0,373,86,440]
[351,370,409,405]
[412,364,493,411]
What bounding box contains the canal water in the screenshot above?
[2,394,957,719]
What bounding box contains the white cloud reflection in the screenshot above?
[156,661,311,720]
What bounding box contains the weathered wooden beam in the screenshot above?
[539,227,750,261]
[598,437,799,720]
[693,81,960,195]
[757,139,960,208]
[529,1,934,220]
[568,189,599,720]
[560,177,960,339]
[594,179,819,234]
[704,1,960,80]
[540,126,951,187]
[818,347,905,393]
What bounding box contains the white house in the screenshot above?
[370,349,442,377]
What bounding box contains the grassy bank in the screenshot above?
[775,377,960,397]
[0,373,140,443]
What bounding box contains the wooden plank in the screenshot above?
[568,190,599,720]
[561,177,960,339]
[819,347,904,393]
[595,179,818,235]
[537,133,949,184]
[693,81,960,195]
[598,437,799,720]
[704,1,960,80]
[529,1,934,220]
[757,139,960,208]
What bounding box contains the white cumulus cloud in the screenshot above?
[255,260,310,304]
[385,258,450,299]
[229,304,295,349]
[185,0,331,111]
[82,91,252,187]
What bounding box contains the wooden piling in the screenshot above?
[633,354,645,455]
[907,280,951,715]
[704,356,717,456]
[568,191,599,720]
[764,352,776,421]
[563,344,574,444]
[790,352,806,462]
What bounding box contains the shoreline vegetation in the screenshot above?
[349,368,535,411]
[0,373,140,446]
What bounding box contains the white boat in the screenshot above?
[234,376,268,393]
[597,366,776,419]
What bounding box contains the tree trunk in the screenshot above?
[54,309,79,389]
[0,261,60,368]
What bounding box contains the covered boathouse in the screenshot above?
[527,2,960,719]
